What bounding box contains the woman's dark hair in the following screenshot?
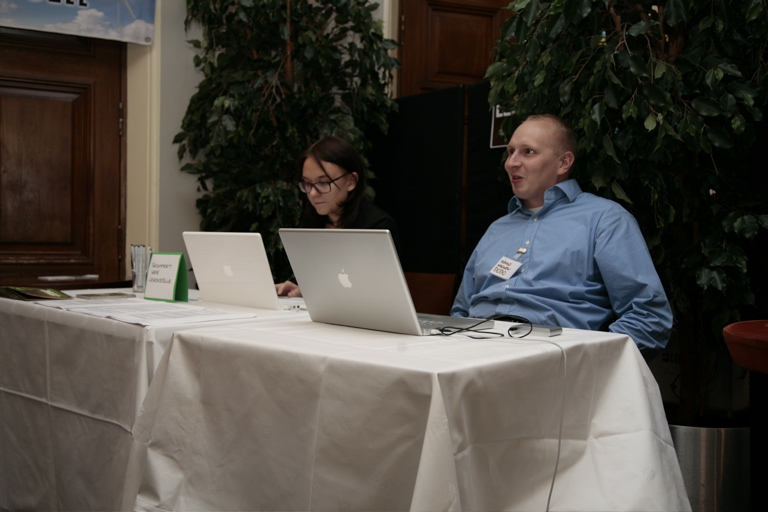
[299,136,367,228]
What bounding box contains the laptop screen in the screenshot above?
[279,229,426,335]
[182,231,282,310]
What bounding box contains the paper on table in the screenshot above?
[35,298,258,326]
[38,296,146,308]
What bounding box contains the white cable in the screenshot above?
[537,338,567,512]
[439,318,568,511]
[493,335,567,512]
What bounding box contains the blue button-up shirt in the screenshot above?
[452,179,673,359]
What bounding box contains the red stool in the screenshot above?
[724,320,768,374]
[724,320,768,511]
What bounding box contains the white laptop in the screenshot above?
[278,228,494,336]
[183,231,301,310]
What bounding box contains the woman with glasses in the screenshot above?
[275,136,398,297]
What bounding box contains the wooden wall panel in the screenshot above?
[398,0,511,97]
[0,28,125,286]
[0,87,81,245]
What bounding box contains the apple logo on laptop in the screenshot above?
[223,265,235,277]
[337,269,352,288]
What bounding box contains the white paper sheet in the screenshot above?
[37,298,258,326]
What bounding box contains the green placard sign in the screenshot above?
[144,252,188,302]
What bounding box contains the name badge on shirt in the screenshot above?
[490,256,521,280]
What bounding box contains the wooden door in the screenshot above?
[0,28,125,287]
[397,0,512,97]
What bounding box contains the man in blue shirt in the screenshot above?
[451,114,672,360]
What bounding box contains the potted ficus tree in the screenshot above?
[486,0,768,424]
[174,0,399,281]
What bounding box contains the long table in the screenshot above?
[128,316,692,512]
[0,294,299,511]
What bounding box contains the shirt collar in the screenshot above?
[508,179,582,215]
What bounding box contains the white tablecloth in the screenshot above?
[129,317,691,512]
[0,295,299,511]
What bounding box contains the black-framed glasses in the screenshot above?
[298,173,349,194]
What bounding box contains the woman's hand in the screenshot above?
[275,280,302,297]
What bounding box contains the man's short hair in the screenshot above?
[525,114,577,158]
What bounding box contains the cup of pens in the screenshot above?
[131,244,152,293]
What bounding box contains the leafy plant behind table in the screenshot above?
[175,0,399,281]
[487,0,768,420]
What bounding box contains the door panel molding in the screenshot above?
[0,29,125,285]
[398,0,510,97]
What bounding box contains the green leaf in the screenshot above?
[654,61,667,79]
[622,99,637,120]
[731,114,746,134]
[696,268,727,291]
[512,0,531,13]
[706,126,733,148]
[708,248,729,267]
[604,83,618,109]
[717,62,743,77]
[665,0,689,26]
[644,113,657,131]
[715,18,725,33]
[705,68,724,89]
[526,38,541,63]
[691,97,722,116]
[540,48,552,67]
[643,83,668,107]
[576,0,592,17]
[485,61,507,79]
[548,13,566,38]
[522,0,542,27]
[559,79,573,103]
[733,215,760,238]
[221,114,236,132]
[602,133,620,163]
[591,168,608,189]
[611,181,633,204]
[727,80,758,106]
[591,101,606,127]
[629,55,649,77]
[719,93,736,114]
[606,69,622,86]
[699,132,712,153]
[747,1,764,23]
[628,21,653,37]
[550,0,566,16]
[661,120,682,141]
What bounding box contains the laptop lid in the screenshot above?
[279,228,493,336]
[182,231,281,310]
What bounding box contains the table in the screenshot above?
[129,316,692,512]
[0,294,299,511]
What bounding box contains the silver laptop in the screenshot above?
[183,231,295,310]
[278,228,494,336]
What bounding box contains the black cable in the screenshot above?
[433,316,505,339]
[433,314,536,339]
[492,313,535,338]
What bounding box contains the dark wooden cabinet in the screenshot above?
[0,28,126,286]
[398,0,512,97]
